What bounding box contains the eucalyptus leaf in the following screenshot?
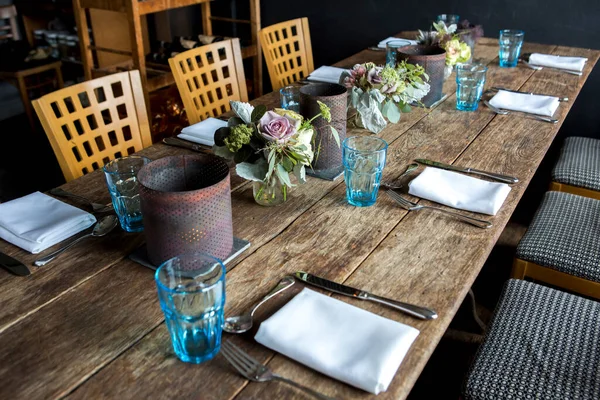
[281,156,293,171]
[276,164,293,187]
[293,163,306,184]
[400,102,412,113]
[251,105,267,122]
[356,92,387,134]
[212,145,235,160]
[383,101,401,123]
[329,126,340,147]
[233,146,252,163]
[227,117,244,127]
[214,126,231,146]
[236,159,268,182]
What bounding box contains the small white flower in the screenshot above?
[295,128,314,164]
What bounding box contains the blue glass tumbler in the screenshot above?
[386,40,412,67]
[103,155,151,232]
[155,252,226,364]
[280,85,300,112]
[499,30,524,68]
[342,136,388,207]
[456,63,488,111]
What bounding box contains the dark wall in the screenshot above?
[261,0,600,223]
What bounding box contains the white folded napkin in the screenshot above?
[408,167,512,216]
[254,288,420,395]
[177,117,228,147]
[377,37,418,49]
[529,53,588,72]
[0,191,97,254]
[488,90,560,117]
[306,66,349,84]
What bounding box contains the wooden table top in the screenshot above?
[1,34,598,400]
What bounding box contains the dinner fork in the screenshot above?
[220,340,335,400]
[386,190,493,229]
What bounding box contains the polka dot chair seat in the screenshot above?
[463,279,600,400]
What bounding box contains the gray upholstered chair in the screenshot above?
[462,279,600,400]
[511,191,600,299]
[550,136,600,200]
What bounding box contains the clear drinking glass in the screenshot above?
[386,39,412,67]
[155,252,226,364]
[436,14,461,25]
[103,155,151,232]
[499,30,524,68]
[342,136,388,207]
[456,63,488,111]
[280,85,300,112]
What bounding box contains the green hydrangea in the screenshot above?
[380,66,400,83]
[317,100,331,122]
[224,124,253,152]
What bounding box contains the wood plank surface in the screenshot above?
[0,35,597,400]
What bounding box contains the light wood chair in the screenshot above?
[0,5,20,40]
[32,70,152,182]
[259,17,314,91]
[0,5,64,130]
[168,38,248,125]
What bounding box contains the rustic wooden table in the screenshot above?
[0,34,598,400]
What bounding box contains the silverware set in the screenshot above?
[49,188,114,213]
[386,190,493,229]
[221,340,335,400]
[519,59,583,76]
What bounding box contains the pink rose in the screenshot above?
[259,111,300,143]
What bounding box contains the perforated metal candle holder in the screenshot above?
[137,154,233,267]
[300,83,348,173]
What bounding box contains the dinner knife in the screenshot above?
[0,251,30,276]
[162,137,212,154]
[491,86,568,102]
[415,159,519,184]
[294,271,438,320]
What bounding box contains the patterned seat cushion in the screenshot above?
[516,191,600,282]
[552,136,600,191]
[463,279,600,400]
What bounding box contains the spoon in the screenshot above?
[49,187,114,213]
[34,215,119,266]
[381,163,419,190]
[222,276,295,334]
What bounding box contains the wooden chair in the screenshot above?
[32,70,152,182]
[168,38,248,125]
[259,17,314,91]
[511,191,600,299]
[0,5,19,40]
[549,136,600,200]
[0,5,64,130]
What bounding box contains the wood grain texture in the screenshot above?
[0,35,598,400]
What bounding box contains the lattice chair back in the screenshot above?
[168,38,248,125]
[0,5,20,40]
[32,70,152,182]
[259,17,314,91]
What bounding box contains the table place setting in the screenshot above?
[253,287,421,395]
[525,52,588,74]
[176,116,227,147]
[305,65,350,84]
[371,36,418,51]
[482,88,560,123]
[0,191,98,255]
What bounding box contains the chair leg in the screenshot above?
[17,76,35,131]
[511,258,528,279]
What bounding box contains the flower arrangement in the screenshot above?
[341,61,430,134]
[213,100,336,205]
[416,21,472,70]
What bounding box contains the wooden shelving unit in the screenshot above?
[72,0,262,118]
